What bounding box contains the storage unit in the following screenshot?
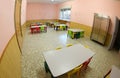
[90,13,110,45]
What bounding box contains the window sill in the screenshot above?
[59,18,70,22]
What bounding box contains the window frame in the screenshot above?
[59,8,71,21]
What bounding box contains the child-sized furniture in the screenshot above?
[67,29,84,39]
[30,25,47,34]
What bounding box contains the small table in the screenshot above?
[30,22,42,26]
[43,44,95,77]
[110,66,120,78]
[104,65,120,78]
[68,29,84,39]
[30,25,47,33]
[54,24,68,31]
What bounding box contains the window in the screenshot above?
[59,8,71,21]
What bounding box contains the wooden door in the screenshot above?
[14,0,22,52]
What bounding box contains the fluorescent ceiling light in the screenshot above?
[51,0,54,2]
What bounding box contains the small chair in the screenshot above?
[84,45,89,48]
[67,30,74,38]
[36,27,40,33]
[67,64,83,78]
[60,26,63,30]
[41,26,44,32]
[44,61,50,73]
[82,57,93,70]
[66,44,73,47]
[74,32,80,39]
[55,47,62,50]
[63,26,66,30]
[44,26,47,32]
[80,30,84,37]
[44,61,56,78]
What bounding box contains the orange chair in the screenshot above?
[82,57,93,70]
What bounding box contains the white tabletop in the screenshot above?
[30,25,46,28]
[43,44,95,77]
[110,65,120,78]
[56,24,66,26]
[68,29,84,32]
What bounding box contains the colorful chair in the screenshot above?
[80,30,84,37]
[67,30,74,38]
[66,44,73,47]
[41,26,44,32]
[44,26,47,32]
[63,26,67,30]
[55,47,62,50]
[60,26,63,30]
[44,61,56,78]
[74,32,80,39]
[67,64,83,78]
[44,61,50,73]
[82,57,93,70]
[36,27,40,33]
[84,45,89,48]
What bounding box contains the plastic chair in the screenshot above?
[67,30,74,38]
[66,44,73,47]
[84,45,89,48]
[44,61,56,78]
[63,26,66,30]
[55,47,62,50]
[82,57,93,70]
[60,26,63,30]
[74,32,80,39]
[36,27,40,33]
[44,61,50,73]
[44,26,47,32]
[41,26,44,32]
[67,64,83,78]
[80,31,84,37]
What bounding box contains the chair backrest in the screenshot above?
[84,45,89,48]
[60,26,63,30]
[82,57,93,70]
[55,47,62,50]
[66,44,73,47]
[40,26,44,31]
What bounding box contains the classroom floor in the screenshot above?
[22,27,120,78]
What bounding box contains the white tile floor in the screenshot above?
[22,27,120,78]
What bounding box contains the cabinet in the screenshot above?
[90,13,110,45]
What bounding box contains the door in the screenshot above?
[14,0,22,52]
[108,17,119,50]
[97,16,110,44]
[91,13,110,45]
[91,13,101,41]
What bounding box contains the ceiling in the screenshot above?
[27,0,72,4]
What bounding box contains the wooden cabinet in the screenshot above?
[90,13,110,45]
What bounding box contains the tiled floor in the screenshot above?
[22,27,120,78]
